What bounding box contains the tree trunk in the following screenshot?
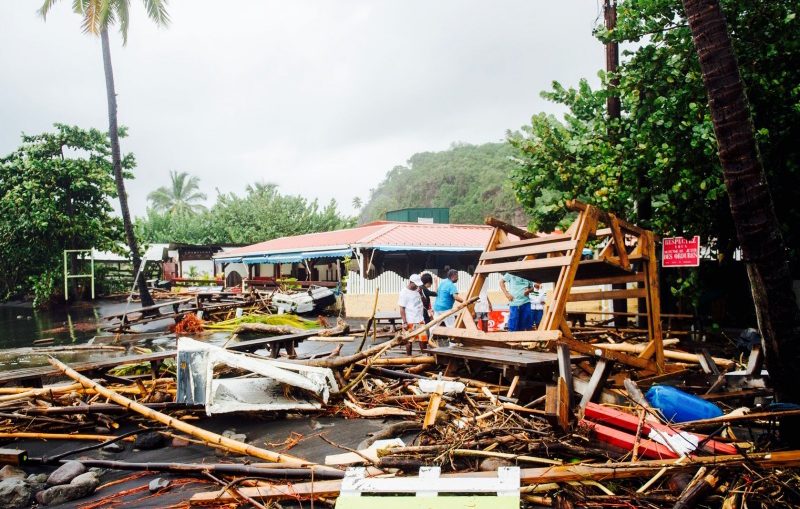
[605,0,629,326]
[681,0,800,404]
[100,29,154,308]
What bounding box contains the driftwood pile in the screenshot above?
[1,301,799,508]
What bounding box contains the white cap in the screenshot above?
[410,274,423,286]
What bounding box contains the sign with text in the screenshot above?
[662,236,700,267]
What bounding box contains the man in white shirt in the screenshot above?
[398,274,427,355]
[529,281,546,329]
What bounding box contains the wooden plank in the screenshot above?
[423,387,443,429]
[479,240,578,261]
[429,345,560,369]
[432,327,561,343]
[567,288,647,302]
[578,359,612,409]
[474,256,572,275]
[557,338,660,372]
[496,233,573,250]
[572,273,646,287]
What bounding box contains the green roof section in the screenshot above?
[385,207,449,224]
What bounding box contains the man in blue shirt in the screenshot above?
[500,272,533,331]
[433,269,463,327]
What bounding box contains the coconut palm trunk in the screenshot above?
[100,28,154,307]
[682,0,800,403]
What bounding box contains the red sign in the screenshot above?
[662,236,700,267]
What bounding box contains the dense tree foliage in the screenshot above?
[0,125,125,305]
[359,142,527,225]
[137,182,354,245]
[508,0,800,270]
[147,170,208,215]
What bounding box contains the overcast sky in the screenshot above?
[1,1,604,217]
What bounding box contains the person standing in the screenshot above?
[499,272,534,331]
[529,281,546,329]
[474,288,493,332]
[433,269,463,327]
[418,272,437,323]
[398,274,427,355]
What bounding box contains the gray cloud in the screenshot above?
[0,0,604,216]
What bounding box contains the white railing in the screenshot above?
[346,270,501,295]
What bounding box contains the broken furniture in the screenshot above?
[176,337,338,414]
[336,466,520,509]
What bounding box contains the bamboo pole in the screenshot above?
[47,357,338,473]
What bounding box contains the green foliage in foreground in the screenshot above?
[508,0,800,269]
[137,182,355,245]
[0,124,126,305]
[359,142,527,225]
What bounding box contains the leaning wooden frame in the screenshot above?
[439,200,667,374]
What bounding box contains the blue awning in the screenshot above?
[370,245,484,252]
[215,256,243,263]
[241,248,352,265]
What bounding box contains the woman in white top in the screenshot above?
[529,282,546,329]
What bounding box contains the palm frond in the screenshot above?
[38,0,63,19]
[80,0,103,35]
[117,0,130,44]
[141,0,169,27]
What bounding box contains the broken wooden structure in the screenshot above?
[429,201,671,423]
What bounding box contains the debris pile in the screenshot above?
[1,202,799,507]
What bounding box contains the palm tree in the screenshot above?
[246,181,278,197]
[352,197,363,210]
[682,0,800,405]
[39,0,170,308]
[148,171,208,215]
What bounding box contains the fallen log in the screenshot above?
[47,356,340,474]
[369,356,436,366]
[189,450,800,504]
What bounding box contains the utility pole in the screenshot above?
[604,0,631,326]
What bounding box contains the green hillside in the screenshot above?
[359,142,526,225]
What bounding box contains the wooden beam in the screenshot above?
[474,256,572,275]
[567,288,647,302]
[556,344,574,410]
[557,338,661,372]
[479,240,578,261]
[566,200,649,236]
[608,213,630,269]
[578,359,613,409]
[432,327,561,343]
[484,216,535,239]
[642,231,665,371]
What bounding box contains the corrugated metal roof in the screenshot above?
[217,221,495,259]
